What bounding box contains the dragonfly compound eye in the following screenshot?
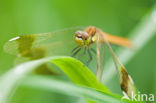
[75,31,89,40]
[74,31,89,46]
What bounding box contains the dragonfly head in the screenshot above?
[74,31,90,47]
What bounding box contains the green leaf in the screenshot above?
[20,75,125,103]
[50,57,110,93]
[0,56,132,103]
[0,56,109,103]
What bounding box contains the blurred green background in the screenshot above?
[0,0,156,103]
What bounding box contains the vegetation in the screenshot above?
[0,0,156,103]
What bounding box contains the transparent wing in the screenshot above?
[95,32,106,82]
[97,29,136,99]
[4,27,85,59]
[3,27,85,75]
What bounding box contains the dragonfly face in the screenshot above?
[71,29,97,65]
[74,31,91,47]
[74,26,99,47]
[71,27,99,64]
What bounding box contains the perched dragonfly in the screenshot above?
[4,26,136,98]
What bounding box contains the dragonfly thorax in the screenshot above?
[74,31,92,47]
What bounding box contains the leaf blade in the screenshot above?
[51,57,110,93]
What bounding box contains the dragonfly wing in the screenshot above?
[97,29,136,98]
[4,27,85,58]
[95,32,106,82]
[3,27,85,75]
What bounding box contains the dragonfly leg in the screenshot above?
[86,48,92,65]
[71,47,82,57]
[70,46,80,56]
[90,48,96,54]
[76,47,87,59]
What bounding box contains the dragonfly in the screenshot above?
[4,26,136,99]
